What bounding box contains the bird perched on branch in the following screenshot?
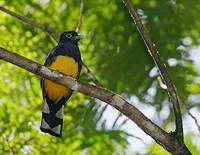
[40,31,83,137]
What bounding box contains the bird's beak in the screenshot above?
[74,34,84,41]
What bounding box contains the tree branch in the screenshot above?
[0,47,191,154]
[123,0,184,144]
[187,108,200,133]
[75,0,84,33]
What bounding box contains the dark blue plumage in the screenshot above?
[40,31,82,137]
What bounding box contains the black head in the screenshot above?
[59,31,82,44]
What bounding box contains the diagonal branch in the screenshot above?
[0,47,191,154]
[75,0,84,33]
[123,0,184,144]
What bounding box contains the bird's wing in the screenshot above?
[40,46,59,98]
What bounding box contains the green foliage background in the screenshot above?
[0,0,200,154]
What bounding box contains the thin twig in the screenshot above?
[187,108,200,133]
[118,118,129,128]
[123,0,184,144]
[96,104,108,123]
[75,0,84,33]
[112,113,122,128]
[187,103,200,109]
[127,133,148,145]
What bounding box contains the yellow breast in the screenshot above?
[44,55,78,103]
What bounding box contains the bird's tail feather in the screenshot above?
[40,97,65,137]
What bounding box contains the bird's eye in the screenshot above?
[66,33,72,38]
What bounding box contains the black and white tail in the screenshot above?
[40,96,65,137]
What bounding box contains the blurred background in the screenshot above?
[0,0,199,154]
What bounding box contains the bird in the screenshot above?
[40,31,82,137]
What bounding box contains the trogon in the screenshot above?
[40,31,82,137]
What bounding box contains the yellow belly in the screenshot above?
[44,55,78,103]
